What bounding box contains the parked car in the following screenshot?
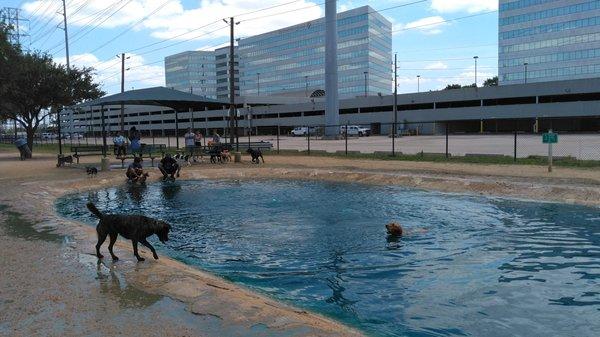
[291,126,320,136]
[341,125,371,137]
[41,132,58,140]
[72,133,84,139]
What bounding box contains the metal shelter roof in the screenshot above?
[76,86,227,111]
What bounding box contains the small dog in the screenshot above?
[209,147,222,164]
[246,148,264,164]
[56,155,73,167]
[86,166,98,176]
[220,149,231,162]
[174,153,191,167]
[87,203,171,262]
[386,222,403,237]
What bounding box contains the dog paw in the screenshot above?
[111,256,119,261]
[136,257,145,262]
[153,254,159,260]
[97,254,104,259]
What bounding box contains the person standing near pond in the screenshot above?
[126,157,148,184]
[129,126,141,155]
[184,128,196,157]
[212,131,221,144]
[113,131,127,157]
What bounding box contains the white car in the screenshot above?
[41,132,58,139]
[341,125,371,137]
[291,126,319,136]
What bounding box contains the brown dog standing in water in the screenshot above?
[386,222,403,237]
[87,203,171,262]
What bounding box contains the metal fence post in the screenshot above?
[307,125,310,155]
[277,124,280,154]
[345,122,348,155]
[392,122,396,156]
[152,131,155,146]
[513,128,517,163]
[167,134,171,149]
[445,122,449,158]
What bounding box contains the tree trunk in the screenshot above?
[25,125,36,155]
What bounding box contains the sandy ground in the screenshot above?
[1,149,599,337]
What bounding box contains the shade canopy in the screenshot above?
[76,86,227,111]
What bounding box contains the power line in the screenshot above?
[392,10,498,34]
[71,0,172,63]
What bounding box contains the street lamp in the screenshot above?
[473,56,479,86]
[417,75,421,93]
[524,62,529,84]
[256,72,260,96]
[305,75,309,97]
[363,71,368,97]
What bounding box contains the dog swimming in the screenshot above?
[87,202,171,262]
[386,222,403,236]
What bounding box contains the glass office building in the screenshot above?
[499,0,600,85]
[164,50,217,98]
[238,5,392,98]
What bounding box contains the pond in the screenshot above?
[56,180,600,337]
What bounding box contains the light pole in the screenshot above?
[473,56,479,86]
[305,75,309,97]
[256,72,260,96]
[417,75,421,93]
[524,62,529,84]
[363,71,368,97]
[116,53,130,133]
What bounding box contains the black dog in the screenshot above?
[209,147,222,164]
[56,155,73,167]
[87,203,171,262]
[86,166,98,176]
[246,148,264,164]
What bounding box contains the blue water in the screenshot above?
[56,180,600,337]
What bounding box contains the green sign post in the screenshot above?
[543,130,558,172]
[542,132,558,144]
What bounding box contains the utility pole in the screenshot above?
[324,0,339,139]
[305,75,309,97]
[473,55,479,86]
[257,72,260,96]
[117,53,128,132]
[225,17,237,147]
[393,53,398,147]
[190,86,194,129]
[58,0,70,156]
[524,62,529,84]
[363,71,368,97]
[417,75,421,93]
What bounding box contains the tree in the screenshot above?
[444,84,462,90]
[483,76,498,87]
[0,25,104,152]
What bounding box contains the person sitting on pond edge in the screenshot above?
[159,153,180,180]
[126,157,148,183]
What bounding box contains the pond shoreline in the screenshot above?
[1,151,599,336]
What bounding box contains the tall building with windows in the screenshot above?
[499,0,600,85]
[164,50,216,98]
[238,5,392,98]
[215,46,241,100]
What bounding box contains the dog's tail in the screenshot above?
[86,202,103,218]
[261,154,265,163]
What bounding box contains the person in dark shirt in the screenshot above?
[126,157,148,183]
[158,154,180,180]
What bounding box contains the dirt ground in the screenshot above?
[0,148,599,337]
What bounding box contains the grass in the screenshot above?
[2,142,599,168]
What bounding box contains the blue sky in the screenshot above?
[6,0,498,95]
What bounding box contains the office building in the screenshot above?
[164,50,217,98]
[215,46,241,100]
[239,5,392,98]
[499,0,600,85]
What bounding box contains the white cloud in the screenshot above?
[430,0,497,14]
[54,52,164,94]
[23,0,323,42]
[424,61,448,70]
[395,16,448,35]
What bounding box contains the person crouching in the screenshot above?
[126,157,149,184]
[159,153,180,181]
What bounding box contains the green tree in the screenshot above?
[483,76,498,87]
[0,25,104,152]
[444,84,462,90]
